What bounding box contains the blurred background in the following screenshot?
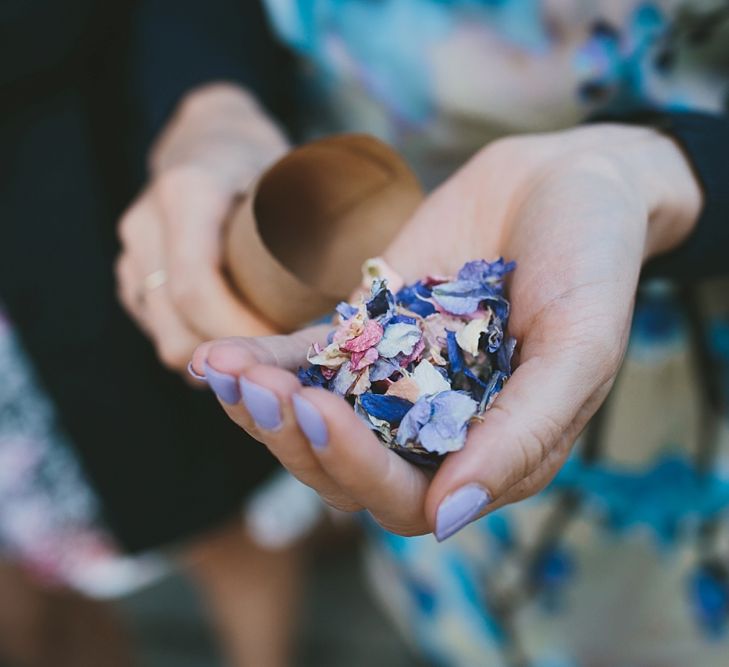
[2,1,729,666]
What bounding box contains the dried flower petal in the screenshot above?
[411,359,451,397]
[351,346,379,371]
[296,258,516,466]
[370,358,401,382]
[457,258,515,292]
[456,315,492,356]
[336,302,359,320]
[395,282,436,317]
[419,391,478,454]
[386,376,421,402]
[341,320,384,353]
[359,393,413,424]
[396,390,478,455]
[431,279,491,315]
[377,322,422,358]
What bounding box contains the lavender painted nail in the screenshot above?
[434,484,491,542]
[239,377,282,430]
[203,362,240,405]
[292,394,328,449]
[187,362,207,381]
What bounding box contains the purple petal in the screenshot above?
[395,396,433,446]
[331,362,359,396]
[419,391,478,454]
[336,302,359,320]
[370,358,401,382]
[431,280,492,315]
[457,258,516,293]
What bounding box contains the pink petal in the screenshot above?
[341,320,384,353]
[386,377,421,403]
[351,347,379,371]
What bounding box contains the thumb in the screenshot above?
[426,338,616,541]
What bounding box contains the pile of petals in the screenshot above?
[298,258,516,468]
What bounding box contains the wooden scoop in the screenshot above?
[224,134,423,330]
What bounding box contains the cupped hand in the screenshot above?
[116,83,288,370]
[192,124,701,539]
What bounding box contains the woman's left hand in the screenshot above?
[116,83,288,371]
[191,124,701,540]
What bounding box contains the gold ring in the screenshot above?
[143,269,168,292]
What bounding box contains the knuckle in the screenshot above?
[490,402,560,481]
[167,276,203,313]
[320,494,362,513]
[155,165,211,203]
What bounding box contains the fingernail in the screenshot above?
[203,362,240,405]
[292,394,328,450]
[239,377,282,430]
[187,362,207,381]
[434,484,491,542]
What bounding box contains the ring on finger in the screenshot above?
[136,268,168,307]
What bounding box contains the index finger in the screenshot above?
[154,168,276,339]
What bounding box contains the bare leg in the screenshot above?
[0,559,133,667]
[180,520,302,667]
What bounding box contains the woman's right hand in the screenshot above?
[116,83,288,371]
[192,123,702,539]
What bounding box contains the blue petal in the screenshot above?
[390,314,418,325]
[431,280,493,315]
[485,296,510,322]
[496,336,516,373]
[298,365,328,388]
[396,281,436,317]
[479,370,508,411]
[366,280,396,320]
[336,302,359,320]
[446,330,465,374]
[485,321,504,353]
[359,393,414,424]
[331,362,358,396]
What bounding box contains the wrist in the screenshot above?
[176,82,264,124]
[150,82,288,191]
[591,124,703,262]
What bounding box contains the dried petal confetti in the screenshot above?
[298,258,517,468]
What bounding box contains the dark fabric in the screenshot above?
[0,1,291,553]
[588,109,729,281]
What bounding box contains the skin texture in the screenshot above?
[116,83,288,371]
[192,123,702,540]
